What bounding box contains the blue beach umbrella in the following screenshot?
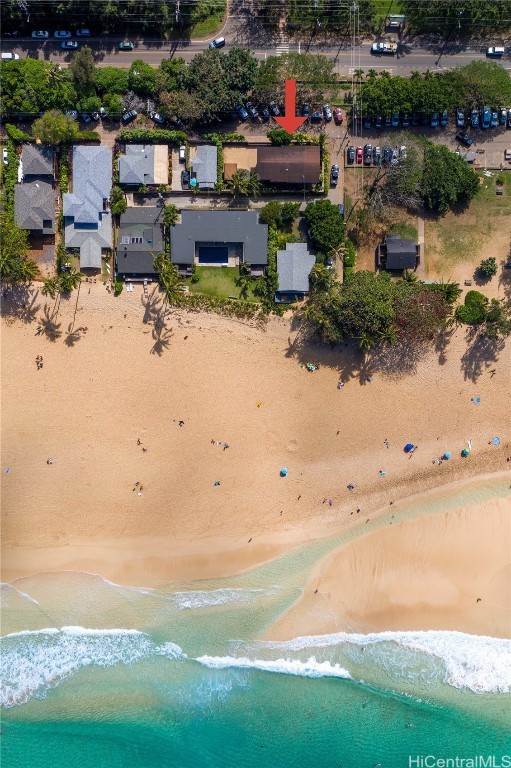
[280,467,288,477]
[443,452,451,460]
[461,448,470,457]
[492,437,500,446]
[404,443,414,453]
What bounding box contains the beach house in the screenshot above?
[377,234,419,272]
[275,242,316,303]
[256,145,321,187]
[115,206,164,279]
[191,145,218,190]
[14,145,55,235]
[63,146,113,271]
[118,144,169,187]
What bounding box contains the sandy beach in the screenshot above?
[2,282,510,615]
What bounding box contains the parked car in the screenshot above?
[65,110,78,119]
[391,113,399,127]
[391,147,399,165]
[91,112,100,122]
[508,109,511,129]
[169,117,183,129]
[421,113,429,127]
[31,30,49,39]
[149,111,165,125]
[209,36,225,49]
[323,104,332,122]
[399,145,407,160]
[383,146,392,164]
[268,101,280,117]
[456,108,465,128]
[440,110,448,127]
[118,41,134,50]
[3,147,8,165]
[471,107,480,128]
[76,28,91,37]
[179,145,186,162]
[1,52,20,59]
[333,107,343,125]
[79,112,91,124]
[61,41,78,49]
[411,112,419,127]
[347,145,355,163]
[121,109,137,124]
[330,164,339,186]
[356,146,363,164]
[481,105,491,129]
[245,101,259,119]
[301,103,310,118]
[181,169,190,187]
[371,41,397,55]
[363,143,372,164]
[455,131,473,147]
[486,46,505,57]
[338,203,345,219]
[499,107,507,126]
[430,112,439,128]
[54,30,72,38]
[373,146,381,165]
[363,116,372,129]
[375,115,382,129]
[384,115,391,129]
[236,105,248,121]
[401,111,409,128]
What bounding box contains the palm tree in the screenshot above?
[41,277,59,300]
[377,326,398,345]
[354,68,365,81]
[58,270,83,293]
[163,204,179,229]
[439,280,462,303]
[398,269,418,284]
[358,331,374,350]
[17,257,39,283]
[367,68,377,80]
[229,170,261,200]
[236,273,252,301]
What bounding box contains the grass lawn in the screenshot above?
[388,221,418,241]
[425,172,511,279]
[188,266,260,302]
[189,8,226,38]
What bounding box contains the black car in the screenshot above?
[508,109,511,129]
[121,109,137,124]
[421,113,429,127]
[236,105,248,121]
[411,112,419,127]
[245,101,259,119]
[347,145,356,163]
[268,101,280,117]
[373,146,381,165]
[330,164,339,187]
[383,146,392,165]
[456,108,465,128]
[363,116,372,129]
[375,115,382,129]
[440,110,448,127]
[310,110,322,122]
[363,143,372,164]
[455,131,473,147]
[260,106,270,120]
[384,115,391,128]
[181,169,190,187]
[301,103,310,117]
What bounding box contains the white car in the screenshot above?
[54,30,72,39]
[31,30,49,39]
[1,52,20,60]
[179,145,186,162]
[371,41,397,55]
[3,147,8,165]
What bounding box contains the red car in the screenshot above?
[356,146,363,164]
[333,107,343,125]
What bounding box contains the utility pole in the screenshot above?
[17,0,30,22]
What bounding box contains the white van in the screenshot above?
[1,52,20,60]
[486,46,505,57]
[209,36,225,49]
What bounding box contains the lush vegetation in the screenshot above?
[110,186,127,216]
[117,128,187,144]
[254,52,337,103]
[259,201,301,229]
[401,0,511,33]
[267,129,320,146]
[0,214,39,284]
[303,200,344,262]
[455,291,511,337]
[478,257,498,278]
[306,268,461,348]
[359,63,511,115]
[32,110,80,145]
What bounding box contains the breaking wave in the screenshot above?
[196,655,352,679]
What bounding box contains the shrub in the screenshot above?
[117,128,187,145]
[478,257,497,279]
[203,132,246,144]
[455,290,488,325]
[59,149,69,193]
[267,129,292,146]
[110,185,127,216]
[5,124,31,142]
[113,279,124,296]
[75,131,101,142]
[191,273,200,283]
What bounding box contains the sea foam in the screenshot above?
[1,626,185,708]
[261,630,511,694]
[174,587,279,610]
[195,655,352,679]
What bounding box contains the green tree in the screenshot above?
[185,48,258,120]
[110,186,127,216]
[58,269,83,293]
[0,215,38,284]
[422,144,479,213]
[229,170,261,200]
[128,60,156,97]
[303,200,344,258]
[154,254,182,305]
[236,272,252,301]
[159,90,203,126]
[69,46,96,91]
[455,290,488,326]
[155,58,187,94]
[478,257,497,279]
[163,204,179,228]
[32,109,79,145]
[96,66,129,95]
[41,276,59,299]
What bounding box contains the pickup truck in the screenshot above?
[504,148,511,162]
[371,41,397,55]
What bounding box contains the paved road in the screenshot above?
[2,36,510,74]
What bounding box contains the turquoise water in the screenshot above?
[2,475,510,767]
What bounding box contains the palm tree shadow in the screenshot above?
[141,286,164,325]
[64,323,88,347]
[40,305,62,342]
[1,285,41,325]
[151,324,174,356]
[460,328,505,382]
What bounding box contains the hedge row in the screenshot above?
[169,291,264,321]
[117,128,187,145]
[5,124,32,142]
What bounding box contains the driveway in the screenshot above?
[171,147,183,191]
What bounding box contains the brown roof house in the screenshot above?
[256,145,321,187]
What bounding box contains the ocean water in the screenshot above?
[2,475,510,768]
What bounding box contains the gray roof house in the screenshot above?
[377,234,418,271]
[275,242,316,302]
[115,206,164,278]
[118,144,169,186]
[14,144,56,234]
[63,146,113,270]
[22,144,54,177]
[14,179,55,234]
[170,210,268,271]
[192,145,218,190]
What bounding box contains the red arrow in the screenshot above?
[274,79,306,134]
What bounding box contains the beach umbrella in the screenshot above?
[404,443,414,453]
[443,452,451,460]
[461,448,470,457]
[280,467,288,477]
[492,437,500,446]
